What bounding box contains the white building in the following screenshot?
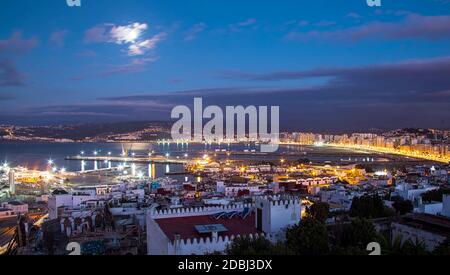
[443,195,450,218]
[147,196,303,255]
[0,208,14,219]
[1,201,28,216]
[394,183,438,202]
[48,191,97,220]
[254,196,302,240]
[9,169,15,195]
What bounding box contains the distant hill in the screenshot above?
[0,121,172,142]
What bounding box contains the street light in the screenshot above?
[48,159,54,166]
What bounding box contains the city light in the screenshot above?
[93,151,98,156]
[47,159,54,166]
[375,170,388,176]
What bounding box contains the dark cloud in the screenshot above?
[0,32,38,87]
[96,56,450,131]
[3,52,450,130]
[0,32,38,55]
[0,59,25,87]
[286,14,450,41]
[217,56,450,97]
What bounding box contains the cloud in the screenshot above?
[314,20,336,27]
[0,32,38,55]
[71,57,158,80]
[99,57,158,76]
[229,18,258,32]
[0,59,25,87]
[0,32,37,87]
[128,32,167,56]
[77,54,450,124]
[5,61,450,129]
[96,71,450,131]
[184,23,207,41]
[110,23,148,44]
[84,22,166,56]
[84,25,111,43]
[286,14,450,41]
[49,30,69,47]
[297,20,310,27]
[346,12,362,19]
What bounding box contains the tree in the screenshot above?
[421,188,450,203]
[379,235,430,255]
[350,194,391,218]
[392,196,413,215]
[286,217,329,255]
[401,239,429,255]
[306,202,330,223]
[339,218,378,250]
[226,236,287,256]
[433,238,450,255]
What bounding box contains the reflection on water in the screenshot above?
[0,141,387,175]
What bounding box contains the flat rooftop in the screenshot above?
[396,214,450,238]
[155,213,260,241]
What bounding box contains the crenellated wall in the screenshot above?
[150,203,253,219]
[169,233,271,255]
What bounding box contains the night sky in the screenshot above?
[1,0,450,131]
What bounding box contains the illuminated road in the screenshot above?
[278,142,449,163]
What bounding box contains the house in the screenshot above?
[146,196,302,255]
[0,208,14,219]
[1,201,28,215]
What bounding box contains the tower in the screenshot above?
[255,196,302,239]
[9,169,15,195]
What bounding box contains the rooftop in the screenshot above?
[396,214,450,238]
[155,213,260,242]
